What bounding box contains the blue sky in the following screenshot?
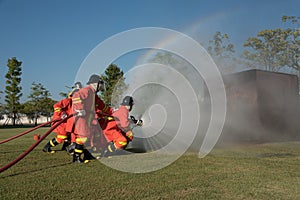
[0,0,299,102]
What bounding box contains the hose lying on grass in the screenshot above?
[0,114,74,173]
[0,119,62,145]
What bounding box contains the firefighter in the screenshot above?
[65,89,113,156]
[89,96,114,153]
[70,74,107,163]
[101,96,143,158]
[43,82,82,153]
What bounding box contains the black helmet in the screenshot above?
[121,96,134,106]
[72,82,82,90]
[69,82,82,97]
[87,74,103,85]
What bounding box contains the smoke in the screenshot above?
[77,27,227,172]
[76,27,300,173]
[112,50,225,156]
[217,69,300,146]
[120,62,197,152]
[197,39,300,146]
[116,51,300,155]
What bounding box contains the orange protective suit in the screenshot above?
[67,85,113,145]
[68,85,98,144]
[90,96,113,149]
[103,105,133,149]
[51,97,73,143]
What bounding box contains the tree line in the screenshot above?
[140,16,299,88]
[208,16,299,75]
[0,60,126,126]
[0,15,298,125]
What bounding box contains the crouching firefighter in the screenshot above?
[43,82,82,153]
[71,74,105,163]
[102,96,143,158]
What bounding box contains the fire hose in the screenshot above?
[0,114,74,173]
[97,112,143,126]
[0,119,61,145]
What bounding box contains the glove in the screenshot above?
[130,115,137,123]
[76,110,86,117]
[126,130,133,141]
[130,115,143,126]
[61,112,67,119]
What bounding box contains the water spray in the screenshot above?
[76,27,226,173]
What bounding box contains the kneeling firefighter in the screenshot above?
[102,96,143,157]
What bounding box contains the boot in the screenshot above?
[43,141,55,153]
[61,141,71,151]
[103,142,117,158]
[83,149,95,161]
[72,143,86,163]
[73,153,84,163]
[66,142,76,155]
[43,138,59,153]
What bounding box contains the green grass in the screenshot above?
[1,127,300,199]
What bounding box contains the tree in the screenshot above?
[0,91,4,121]
[59,85,74,99]
[282,15,300,26]
[59,92,68,98]
[21,100,36,124]
[0,69,3,120]
[208,31,235,57]
[243,28,293,72]
[243,16,299,74]
[26,82,56,125]
[207,31,238,74]
[4,57,23,125]
[100,64,127,107]
[280,16,300,85]
[149,52,179,66]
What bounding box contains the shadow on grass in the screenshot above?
[0,124,51,129]
[125,148,147,153]
[0,150,28,154]
[0,162,73,178]
[256,153,296,158]
[90,148,147,160]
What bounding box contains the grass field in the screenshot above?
[1,127,300,200]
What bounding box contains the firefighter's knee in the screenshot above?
[115,139,127,149]
[75,137,87,145]
[74,143,84,154]
[56,135,67,143]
